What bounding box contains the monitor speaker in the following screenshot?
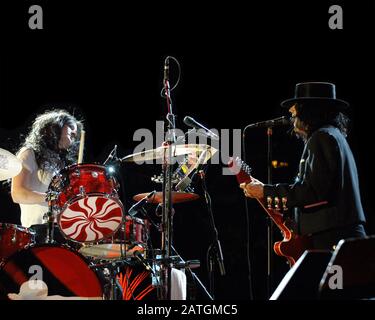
[319,235,375,299]
[270,250,332,300]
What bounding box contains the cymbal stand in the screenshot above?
[45,191,57,244]
[103,147,128,260]
[93,259,130,300]
[200,170,225,299]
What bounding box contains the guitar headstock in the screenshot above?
[228,157,252,184]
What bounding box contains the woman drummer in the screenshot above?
[11,109,83,228]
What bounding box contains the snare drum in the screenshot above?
[0,223,35,263]
[0,244,103,300]
[79,216,150,260]
[49,164,124,243]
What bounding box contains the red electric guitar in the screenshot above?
[228,157,311,266]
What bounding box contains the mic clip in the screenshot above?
[128,190,156,217]
[173,259,200,270]
[103,145,118,165]
[134,251,154,274]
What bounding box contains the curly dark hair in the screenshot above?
[19,109,84,172]
[293,102,350,138]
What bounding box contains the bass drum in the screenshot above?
[0,244,103,300]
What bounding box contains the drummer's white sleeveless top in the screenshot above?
[16,148,56,227]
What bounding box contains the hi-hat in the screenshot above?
[133,191,199,204]
[121,144,217,164]
[0,148,22,181]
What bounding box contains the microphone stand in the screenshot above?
[200,170,225,300]
[241,126,254,300]
[266,127,274,299]
[171,244,213,300]
[160,56,175,300]
[242,123,276,299]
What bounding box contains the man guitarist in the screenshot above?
[240,82,367,251]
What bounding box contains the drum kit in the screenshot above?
[0,144,217,300]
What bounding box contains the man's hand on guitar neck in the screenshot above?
[240,178,264,199]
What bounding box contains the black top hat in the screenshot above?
[280,82,349,110]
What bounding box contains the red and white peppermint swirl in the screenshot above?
[59,196,123,242]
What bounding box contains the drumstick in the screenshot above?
[77,130,85,164]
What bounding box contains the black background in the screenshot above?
[0,0,374,301]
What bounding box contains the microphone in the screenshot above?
[183,116,219,141]
[245,116,290,129]
[128,190,156,217]
[133,250,153,272]
[163,57,170,82]
[174,259,200,270]
[175,149,207,192]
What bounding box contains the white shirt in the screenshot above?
[16,148,56,227]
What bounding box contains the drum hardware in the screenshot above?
[79,185,86,197]
[45,190,58,244]
[91,259,131,300]
[133,250,155,273]
[128,190,156,217]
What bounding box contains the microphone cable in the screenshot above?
[242,125,254,301]
[160,56,182,97]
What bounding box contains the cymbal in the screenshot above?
[0,148,22,181]
[122,144,217,164]
[133,191,199,204]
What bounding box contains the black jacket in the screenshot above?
[264,126,366,235]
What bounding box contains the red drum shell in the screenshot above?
[0,244,103,300]
[0,223,35,263]
[50,164,124,243]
